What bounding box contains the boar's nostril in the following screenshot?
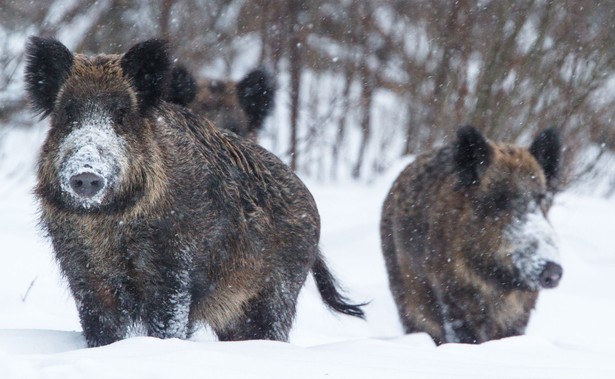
[539,261,563,289]
[69,172,105,198]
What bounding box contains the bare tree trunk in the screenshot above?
[331,68,353,179]
[351,1,374,178]
[257,1,268,65]
[403,92,416,155]
[159,0,174,41]
[352,62,374,178]
[425,0,463,145]
[288,1,303,171]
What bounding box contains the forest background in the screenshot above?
[1,0,614,189]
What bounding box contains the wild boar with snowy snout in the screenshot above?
[380,125,562,344]
[25,37,364,348]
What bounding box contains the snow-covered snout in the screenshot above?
[55,112,127,209]
[505,204,562,290]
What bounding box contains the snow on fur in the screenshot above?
[507,204,560,290]
[56,109,127,208]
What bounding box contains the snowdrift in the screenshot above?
[1,129,614,378]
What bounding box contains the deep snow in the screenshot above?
[1,128,614,378]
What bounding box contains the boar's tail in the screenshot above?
[311,253,366,319]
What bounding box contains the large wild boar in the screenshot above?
[25,37,363,347]
[380,125,562,344]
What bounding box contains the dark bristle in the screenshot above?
[454,125,492,187]
[529,127,561,188]
[165,65,197,106]
[312,254,367,319]
[236,68,276,133]
[24,36,74,118]
[120,39,171,114]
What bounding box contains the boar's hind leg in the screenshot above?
[381,214,421,334]
[214,287,298,342]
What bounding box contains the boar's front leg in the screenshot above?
[143,259,193,340]
[70,279,130,348]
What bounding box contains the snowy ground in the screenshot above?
[1,128,614,378]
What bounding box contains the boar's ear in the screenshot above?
[25,36,74,118]
[121,39,171,114]
[454,125,492,187]
[236,68,276,133]
[164,65,197,106]
[529,128,561,192]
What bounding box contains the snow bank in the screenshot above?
[1,128,614,378]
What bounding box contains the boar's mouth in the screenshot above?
[537,261,563,289]
[503,208,561,290]
[68,170,106,199]
[508,246,562,291]
[60,163,114,209]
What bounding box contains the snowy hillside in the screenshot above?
[1,127,614,378]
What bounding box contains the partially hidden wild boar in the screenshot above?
[165,65,275,141]
[25,37,363,347]
[380,125,562,344]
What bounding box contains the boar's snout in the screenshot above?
[539,261,562,289]
[69,172,105,198]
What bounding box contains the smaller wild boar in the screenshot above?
[380,125,562,344]
[166,65,275,141]
[25,36,363,348]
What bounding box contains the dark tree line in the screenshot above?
[1,0,615,184]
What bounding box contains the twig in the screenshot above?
[21,276,38,303]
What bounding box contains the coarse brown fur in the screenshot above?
[25,37,363,347]
[381,126,562,344]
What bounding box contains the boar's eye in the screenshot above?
[536,192,546,204]
[492,191,512,212]
[56,100,79,126]
[209,81,225,94]
[535,192,551,211]
[480,189,513,215]
[111,98,132,125]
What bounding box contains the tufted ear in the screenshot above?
[121,39,171,114]
[164,65,197,106]
[454,125,492,187]
[529,128,561,192]
[236,68,276,133]
[25,36,74,118]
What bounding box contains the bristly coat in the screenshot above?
[25,37,363,347]
[380,125,562,344]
